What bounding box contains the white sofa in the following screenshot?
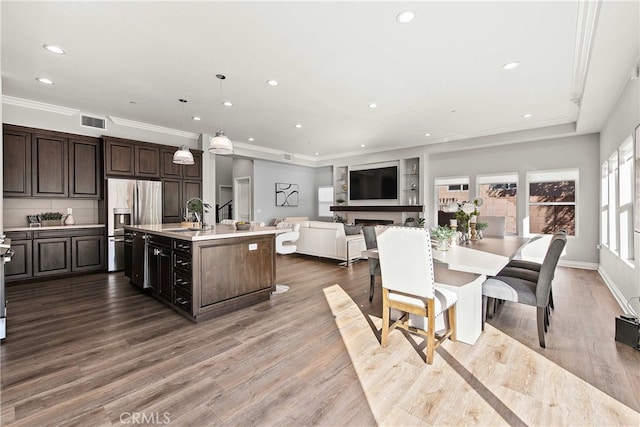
[281,218,366,262]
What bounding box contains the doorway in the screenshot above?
[234,177,251,222]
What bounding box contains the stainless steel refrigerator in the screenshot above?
[107,178,162,271]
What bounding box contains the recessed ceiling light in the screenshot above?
[36,77,54,85]
[222,101,233,107]
[266,80,279,86]
[360,144,366,148]
[43,44,65,54]
[396,10,415,24]
[315,152,319,156]
[502,61,520,70]
[424,133,431,137]
[192,116,201,121]
[248,137,254,142]
[129,100,137,105]
[450,109,457,113]
[295,124,302,129]
[368,103,377,109]
[523,113,534,118]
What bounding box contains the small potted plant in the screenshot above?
[430,225,457,251]
[40,212,64,227]
[336,198,346,206]
[475,222,489,239]
[404,217,417,227]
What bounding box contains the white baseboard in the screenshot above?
[598,267,629,313]
[558,260,598,270]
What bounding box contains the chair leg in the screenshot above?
[487,297,495,319]
[537,306,546,348]
[426,300,436,364]
[549,287,554,310]
[369,274,375,302]
[481,295,487,331]
[381,288,390,347]
[448,303,456,341]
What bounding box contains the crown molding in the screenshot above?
[108,116,199,140]
[570,0,601,108]
[2,95,79,116]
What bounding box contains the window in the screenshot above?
[608,153,618,251]
[435,177,470,210]
[527,170,578,236]
[618,138,634,260]
[477,173,518,234]
[317,186,333,218]
[601,162,608,246]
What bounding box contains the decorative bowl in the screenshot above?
[235,222,251,231]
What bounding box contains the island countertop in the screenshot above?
[124,223,280,241]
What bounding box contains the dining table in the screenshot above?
[363,235,537,345]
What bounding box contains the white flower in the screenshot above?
[461,202,476,214]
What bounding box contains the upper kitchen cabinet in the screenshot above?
[135,144,160,178]
[104,136,161,179]
[161,147,202,180]
[104,137,135,177]
[3,126,32,197]
[69,137,102,198]
[2,124,102,199]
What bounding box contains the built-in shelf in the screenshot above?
[330,205,423,212]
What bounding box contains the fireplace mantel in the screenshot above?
[330,205,423,212]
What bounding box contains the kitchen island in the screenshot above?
[124,223,279,322]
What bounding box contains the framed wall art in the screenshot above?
[275,183,299,206]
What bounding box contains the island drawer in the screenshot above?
[173,240,191,254]
[173,270,192,294]
[173,252,192,271]
[173,288,192,315]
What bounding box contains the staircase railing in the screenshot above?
[216,200,233,223]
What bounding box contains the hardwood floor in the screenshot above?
[1,255,639,426]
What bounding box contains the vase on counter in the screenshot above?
[64,214,75,225]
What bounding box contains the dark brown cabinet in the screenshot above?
[162,179,183,223]
[131,232,146,289]
[33,237,71,277]
[4,233,33,280]
[104,136,163,179]
[32,133,68,197]
[160,148,182,178]
[69,137,102,198]
[183,180,202,205]
[2,127,32,197]
[183,151,202,180]
[72,235,105,272]
[3,124,102,199]
[146,235,172,301]
[5,228,106,282]
[104,137,135,177]
[135,145,160,178]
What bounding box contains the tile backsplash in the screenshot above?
[3,198,100,227]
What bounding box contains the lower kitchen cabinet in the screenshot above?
[146,234,172,301]
[5,227,105,282]
[33,237,71,276]
[4,238,33,280]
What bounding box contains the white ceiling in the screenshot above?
[2,1,638,160]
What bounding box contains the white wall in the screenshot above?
[599,75,640,314]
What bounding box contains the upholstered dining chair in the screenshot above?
[482,232,567,348]
[275,222,300,255]
[362,226,381,302]
[376,226,457,364]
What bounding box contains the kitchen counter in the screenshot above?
[124,223,280,241]
[4,224,105,232]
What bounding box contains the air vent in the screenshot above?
[282,153,293,161]
[80,115,106,130]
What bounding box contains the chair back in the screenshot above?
[535,233,567,307]
[220,219,235,225]
[478,216,506,237]
[376,226,435,299]
[362,226,378,250]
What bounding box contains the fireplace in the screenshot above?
[354,219,395,226]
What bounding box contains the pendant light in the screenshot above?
[173,99,195,165]
[209,74,234,155]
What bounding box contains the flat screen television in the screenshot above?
[350,166,398,200]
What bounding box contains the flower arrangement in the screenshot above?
[430,225,457,241]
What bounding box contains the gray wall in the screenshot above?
[599,75,639,314]
[427,134,600,266]
[253,159,317,223]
